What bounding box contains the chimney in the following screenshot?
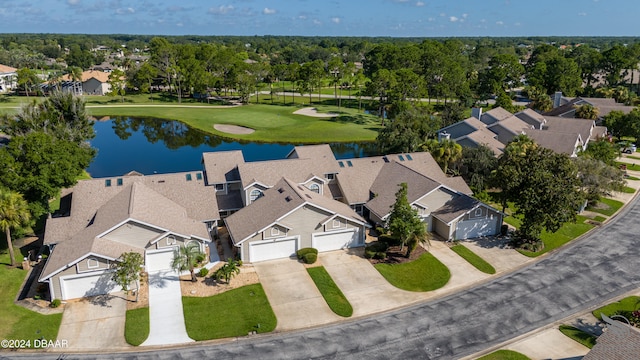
[471,107,483,120]
[438,131,451,141]
[553,91,563,108]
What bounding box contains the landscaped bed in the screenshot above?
[450,244,496,274]
[307,266,353,317]
[182,284,276,340]
[374,246,450,292]
[125,307,149,346]
[592,295,640,325]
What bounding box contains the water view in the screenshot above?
[87,117,378,178]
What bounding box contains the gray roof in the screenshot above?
[225,177,365,244]
[202,150,244,184]
[431,195,481,224]
[544,116,594,143]
[515,108,546,128]
[464,129,505,155]
[41,182,210,281]
[44,171,217,245]
[487,115,531,135]
[583,318,640,360]
[481,107,513,124]
[522,129,581,156]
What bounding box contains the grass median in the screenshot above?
[558,325,596,349]
[450,244,496,274]
[375,253,450,292]
[307,266,353,317]
[124,307,149,346]
[477,350,531,360]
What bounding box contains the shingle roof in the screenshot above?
[202,150,244,184]
[335,157,387,204]
[44,171,217,245]
[0,64,17,73]
[481,107,513,124]
[225,177,364,244]
[544,116,594,143]
[515,108,546,128]
[61,70,111,83]
[431,195,481,224]
[487,115,531,135]
[522,129,581,156]
[40,182,209,281]
[583,318,640,360]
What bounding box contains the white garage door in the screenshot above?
[312,229,360,252]
[249,237,297,262]
[455,218,498,240]
[146,248,176,272]
[60,272,122,300]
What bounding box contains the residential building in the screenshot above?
[0,64,17,93]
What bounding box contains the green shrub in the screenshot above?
[50,299,61,308]
[302,252,318,264]
[195,253,206,263]
[378,234,401,246]
[198,268,209,277]
[297,247,318,260]
[365,242,388,259]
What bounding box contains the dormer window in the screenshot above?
[271,227,280,236]
[474,208,483,217]
[250,189,264,203]
[309,183,320,194]
[167,235,177,245]
[87,257,99,269]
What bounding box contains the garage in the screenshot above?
[60,271,122,300]
[249,236,298,262]
[146,247,176,272]
[312,229,361,252]
[455,218,498,240]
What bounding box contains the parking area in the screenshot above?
[56,293,129,351]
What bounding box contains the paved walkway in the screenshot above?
[253,258,340,331]
[462,237,532,274]
[503,328,590,359]
[141,270,194,346]
[56,294,129,351]
[426,241,489,289]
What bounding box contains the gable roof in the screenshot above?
[61,70,110,83]
[202,150,244,184]
[481,107,513,124]
[40,182,209,281]
[0,64,17,73]
[522,129,582,156]
[583,315,640,360]
[544,116,594,143]
[515,108,546,128]
[431,195,481,224]
[224,177,365,244]
[487,115,531,135]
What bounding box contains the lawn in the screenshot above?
[621,186,636,194]
[450,245,496,274]
[586,198,624,217]
[375,253,450,292]
[615,161,640,171]
[558,325,596,349]
[592,215,607,223]
[626,175,640,181]
[124,307,149,346]
[0,248,62,346]
[307,266,353,317]
[88,104,380,143]
[477,350,531,360]
[182,284,276,340]
[592,296,640,320]
[518,215,594,257]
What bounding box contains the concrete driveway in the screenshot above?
[141,270,194,346]
[56,293,129,351]
[320,249,424,317]
[253,258,341,331]
[463,237,531,274]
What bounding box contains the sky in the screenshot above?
[0,0,638,37]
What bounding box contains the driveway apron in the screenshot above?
[56,293,129,351]
[141,270,194,346]
[253,258,341,331]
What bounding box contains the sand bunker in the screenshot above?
[214,124,255,134]
[293,107,338,118]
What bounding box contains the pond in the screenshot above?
[87,117,379,178]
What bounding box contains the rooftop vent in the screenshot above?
[383,156,389,163]
[305,194,312,199]
[285,196,292,202]
[278,188,284,193]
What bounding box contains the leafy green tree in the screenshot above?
[440,102,466,128]
[0,189,31,266]
[580,139,620,166]
[574,157,626,205]
[387,183,428,257]
[601,44,633,87]
[16,68,39,97]
[494,90,516,113]
[376,104,439,153]
[575,104,599,120]
[422,139,462,175]
[129,62,158,100]
[452,145,498,192]
[477,53,524,97]
[569,45,603,88]
[527,86,553,112]
[213,258,243,284]
[108,69,126,102]
[65,44,94,69]
[366,69,397,118]
[603,110,627,140]
[111,252,144,301]
[171,242,203,282]
[493,136,584,247]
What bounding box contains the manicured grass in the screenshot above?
[375,253,450,292]
[307,266,353,317]
[592,296,640,320]
[0,249,62,346]
[626,175,640,180]
[586,198,624,216]
[625,155,640,160]
[182,284,276,340]
[592,215,607,222]
[450,245,496,274]
[89,104,380,143]
[518,215,594,257]
[558,325,596,349]
[477,349,531,360]
[124,307,149,346]
[615,161,640,171]
[621,186,636,194]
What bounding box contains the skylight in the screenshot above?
[406,154,413,161]
[196,172,203,180]
[338,161,345,168]
[186,174,192,181]
[398,155,405,161]
[346,160,353,167]
[116,178,123,186]
[105,179,111,187]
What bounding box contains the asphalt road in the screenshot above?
[4,196,640,360]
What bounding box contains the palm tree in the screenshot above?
[170,242,202,282]
[0,189,31,266]
[575,104,599,120]
[214,258,243,284]
[68,66,83,96]
[422,139,463,175]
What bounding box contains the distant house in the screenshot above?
[438,107,606,157]
[0,64,17,93]
[60,70,112,95]
[546,92,635,119]
[583,314,640,360]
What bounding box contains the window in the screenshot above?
[186,174,192,181]
[338,161,345,168]
[326,173,335,180]
[250,189,264,203]
[117,178,123,186]
[196,172,203,180]
[105,179,111,187]
[474,208,483,217]
[332,219,341,228]
[87,258,99,269]
[346,160,353,167]
[309,183,320,193]
[215,183,225,191]
[271,227,280,236]
[167,236,177,245]
[406,154,413,161]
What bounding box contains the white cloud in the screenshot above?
[496,20,504,25]
[462,13,468,18]
[428,17,435,22]
[578,12,587,16]
[331,17,341,24]
[115,7,135,15]
[67,0,80,5]
[514,22,521,26]
[208,5,234,15]
[263,8,276,15]
[313,19,322,25]
[439,12,445,17]
[415,1,425,6]
[176,22,183,27]
[449,16,458,22]
[298,15,307,20]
